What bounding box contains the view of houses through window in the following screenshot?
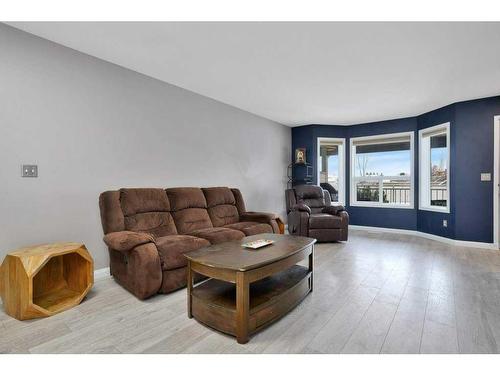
[351,133,413,207]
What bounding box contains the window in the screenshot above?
[350,132,414,208]
[317,138,345,204]
[419,123,450,212]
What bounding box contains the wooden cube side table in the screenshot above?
[0,242,94,320]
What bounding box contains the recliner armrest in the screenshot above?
[291,203,311,214]
[322,205,345,215]
[103,231,155,252]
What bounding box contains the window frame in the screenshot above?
[349,131,415,209]
[317,137,346,205]
[418,122,451,213]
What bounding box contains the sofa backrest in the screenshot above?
[293,185,326,214]
[166,188,213,234]
[99,190,126,234]
[99,186,248,236]
[120,188,178,237]
[202,187,240,227]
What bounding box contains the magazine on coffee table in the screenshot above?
[242,239,274,249]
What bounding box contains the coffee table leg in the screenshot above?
[187,260,193,319]
[236,271,249,344]
[309,245,314,292]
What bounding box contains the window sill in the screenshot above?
[350,202,414,209]
[418,205,450,214]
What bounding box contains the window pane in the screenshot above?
[382,179,411,205]
[430,134,447,207]
[356,180,379,202]
[354,148,411,177]
[319,143,340,201]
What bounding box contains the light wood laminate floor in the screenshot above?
[2,230,500,354]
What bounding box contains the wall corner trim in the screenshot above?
[349,225,498,250]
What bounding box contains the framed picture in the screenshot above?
[295,148,306,164]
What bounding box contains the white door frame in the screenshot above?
[317,137,346,205]
[494,115,500,248]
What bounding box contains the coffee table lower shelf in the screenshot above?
[191,265,312,340]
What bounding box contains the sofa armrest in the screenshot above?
[240,211,281,233]
[108,242,162,300]
[322,205,345,215]
[103,231,155,252]
[291,203,311,215]
[240,211,277,222]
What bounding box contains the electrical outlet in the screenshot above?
[443,219,447,227]
[22,164,38,177]
[481,173,491,181]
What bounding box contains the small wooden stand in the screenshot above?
[0,242,94,320]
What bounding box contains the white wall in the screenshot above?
[0,24,291,269]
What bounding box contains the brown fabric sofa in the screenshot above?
[286,185,348,242]
[99,187,280,299]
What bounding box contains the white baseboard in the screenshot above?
[94,267,111,280]
[349,225,498,250]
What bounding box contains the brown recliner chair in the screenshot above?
[99,187,281,299]
[286,185,348,242]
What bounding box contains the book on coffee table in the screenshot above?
[242,239,274,249]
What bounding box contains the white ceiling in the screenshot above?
[7,22,500,126]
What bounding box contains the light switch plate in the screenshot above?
[481,173,491,181]
[22,164,38,177]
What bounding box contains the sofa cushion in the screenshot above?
[124,212,177,237]
[224,222,273,236]
[207,204,240,227]
[171,209,213,234]
[188,227,245,244]
[309,207,324,214]
[120,188,177,237]
[241,223,273,236]
[202,187,236,207]
[167,188,213,234]
[166,187,207,211]
[202,187,240,227]
[120,188,170,215]
[155,235,210,270]
[308,213,342,229]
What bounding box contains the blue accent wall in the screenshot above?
[454,97,500,242]
[291,95,500,243]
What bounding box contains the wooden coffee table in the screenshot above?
[184,233,316,344]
